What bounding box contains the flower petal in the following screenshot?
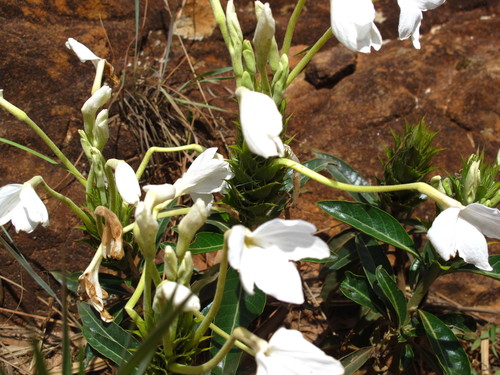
[65,38,101,64]
[153,281,201,313]
[115,161,141,205]
[460,203,500,240]
[397,0,423,48]
[427,206,461,261]
[0,184,22,225]
[252,219,330,261]
[455,217,492,271]
[227,225,248,271]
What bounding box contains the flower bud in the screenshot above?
[153,280,200,314]
[163,245,178,281]
[242,40,256,75]
[271,54,289,104]
[107,159,141,205]
[176,199,209,258]
[464,157,481,204]
[81,85,112,137]
[177,251,194,285]
[93,109,109,150]
[134,202,159,258]
[253,1,275,70]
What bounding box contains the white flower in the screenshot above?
[330,0,382,53]
[227,219,329,304]
[235,87,284,159]
[108,160,141,205]
[397,0,446,49]
[173,147,233,204]
[253,1,275,69]
[65,38,101,66]
[0,183,49,233]
[153,281,200,313]
[256,328,344,375]
[427,203,500,271]
[143,183,176,209]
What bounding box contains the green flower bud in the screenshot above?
[240,71,255,91]
[242,40,256,75]
[253,1,275,71]
[134,202,159,259]
[176,199,209,258]
[81,85,111,138]
[464,157,481,204]
[163,245,178,281]
[93,109,109,150]
[271,54,289,104]
[177,251,194,285]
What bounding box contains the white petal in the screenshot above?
[21,185,49,226]
[460,203,500,239]
[153,281,200,313]
[455,217,492,271]
[397,0,423,45]
[115,161,141,205]
[252,219,330,261]
[427,207,461,261]
[256,328,344,375]
[253,247,304,304]
[227,225,248,271]
[143,183,176,208]
[0,184,22,225]
[414,0,446,11]
[330,0,382,53]
[236,87,285,158]
[65,38,101,64]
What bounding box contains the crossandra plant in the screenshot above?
[0,0,498,374]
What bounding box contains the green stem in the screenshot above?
[135,145,205,180]
[286,28,333,87]
[0,95,87,186]
[272,158,460,208]
[192,311,254,355]
[124,270,147,336]
[168,333,238,374]
[34,177,93,230]
[191,238,229,345]
[282,0,307,55]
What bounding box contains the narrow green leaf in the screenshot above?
[340,272,386,316]
[0,137,59,165]
[341,346,373,375]
[450,255,500,280]
[210,268,266,375]
[78,302,139,366]
[375,266,407,328]
[355,234,393,288]
[318,201,418,257]
[314,151,379,205]
[418,310,471,375]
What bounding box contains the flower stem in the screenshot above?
[272,158,460,208]
[0,94,87,186]
[135,145,205,180]
[282,0,307,55]
[286,28,333,87]
[191,236,229,345]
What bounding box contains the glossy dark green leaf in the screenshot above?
[375,266,407,328]
[78,302,139,366]
[210,268,266,375]
[340,272,386,316]
[318,201,418,257]
[355,234,393,288]
[189,232,224,254]
[418,310,471,375]
[314,151,379,205]
[341,346,373,375]
[450,255,500,280]
[399,344,414,372]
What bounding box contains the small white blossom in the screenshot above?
[228,219,329,304]
[256,328,344,375]
[0,183,49,233]
[235,87,284,159]
[65,38,101,66]
[330,0,382,53]
[173,148,233,205]
[397,0,446,49]
[108,159,141,205]
[153,281,200,313]
[428,203,500,271]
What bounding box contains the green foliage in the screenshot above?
[379,119,442,218]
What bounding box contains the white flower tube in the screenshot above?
[330,0,382,53]
[253,1,275,69]
[227,219,329,304]
[428,203,500,271]
[397,0,446,49]
[255,328,344,375]
[0,183,49,233]
[235,87,284,159]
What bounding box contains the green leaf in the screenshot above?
[322,230,359,270]
[78,302,139,366]
[354,234,393,288]
[375,266,407,328]
[283,158,329,191]
[317,201,418,257]
[340,272,386,316]
[51,270,130,296]
[189,232,224,254]
[450,255,500,280]
[210,268,266,375]
[418,310,471,375]
[314,151,379,205]
[0,137,59,165]
[341,346,373,375]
